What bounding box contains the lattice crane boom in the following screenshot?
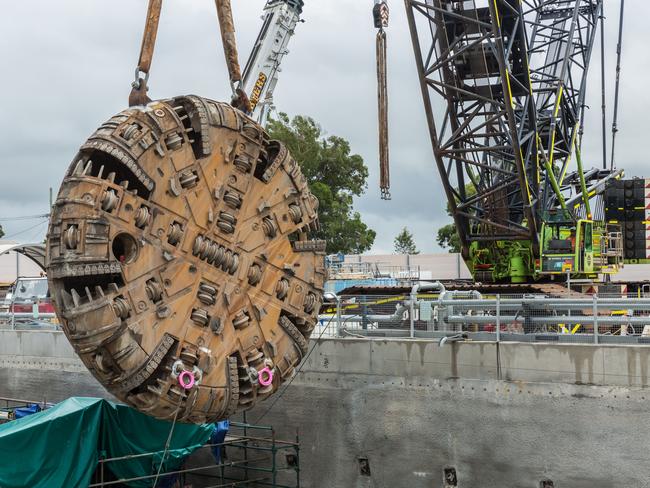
[405,0,614,282]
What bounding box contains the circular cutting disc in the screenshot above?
[46,96,325,422]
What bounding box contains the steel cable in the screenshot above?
[610,0,626,169]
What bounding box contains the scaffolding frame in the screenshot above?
[88,418,300,488]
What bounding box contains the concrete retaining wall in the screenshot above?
[2,331,650,487]
[0,330,108,403]
[250,339,650,488]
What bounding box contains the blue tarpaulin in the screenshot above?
[13,404,41,419]
[210,420,230,463]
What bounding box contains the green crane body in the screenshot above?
[405,0,625,283]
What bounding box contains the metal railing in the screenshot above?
[0,396,52,424]
[319,283,650,344]
[0,297,59,330]
[326,261,420,281]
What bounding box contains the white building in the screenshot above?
[340,253,472,281]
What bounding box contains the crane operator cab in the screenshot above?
[538,210,623,279]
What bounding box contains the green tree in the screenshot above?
[436,183,475,253]
[267,113,376,254]
[394,227,419,254]
[436,223,461,253]
[0,224,4,239]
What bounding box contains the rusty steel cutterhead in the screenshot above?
[46,95,326,423]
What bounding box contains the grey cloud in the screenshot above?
[0,1,647,253]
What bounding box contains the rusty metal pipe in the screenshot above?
[215,0,242,84]
[214,0,251,112]
[137,0,163,75]
[377,29,390,200]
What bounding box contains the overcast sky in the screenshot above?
[1,1,648,253]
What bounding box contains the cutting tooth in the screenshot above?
[60,290,73,310]
[72,160,84,176]
[71,288,81,307]
[107,172,116,183]
[82,161,93,175]
[97,165,105,179]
